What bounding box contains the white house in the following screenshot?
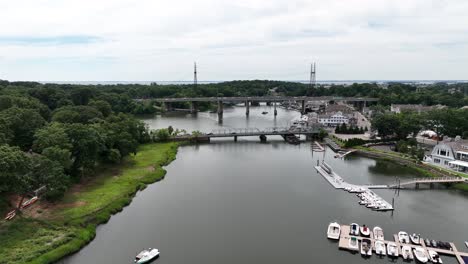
[424,137,468,174]
[317,111,350,127]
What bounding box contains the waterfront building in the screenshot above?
[424,136,468,173]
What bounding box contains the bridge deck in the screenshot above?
[136,96,379,103]
[390,177,466,188]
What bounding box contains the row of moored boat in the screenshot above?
[327,222,444,263]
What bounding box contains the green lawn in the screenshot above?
[0,142,179,264]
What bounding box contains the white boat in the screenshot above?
[360,239,372,256]
[348,236,359,251]
[465,241,468,248]
[360,225,370,237]
[428,250,443,263]
[414,247,429,263]
[374,240,386,256]
[373,226,384,240]
[398,231,410,244]
[135,248,159,264]
[410,233,421,244]
[387,242,398,257]
[327,222,341,240]
[350,223,359,236]
[402,245,414,260]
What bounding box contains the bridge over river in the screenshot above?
[170,126,322,142]
[136,96,379,122]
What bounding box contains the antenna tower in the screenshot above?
[309,62,316,89]
[194,62,198,89]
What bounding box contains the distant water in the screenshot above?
[42,80,468,85]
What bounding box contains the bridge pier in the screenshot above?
[430,183,435,189]
[245,101,250,116]
[415,183,420,189]
[301,100,306,114]
[259,135,267,142]
[163,102,172,112]
[274,101,277,116]
[234,136,238,142]
[217,101,223,123]
[190,101,198,114]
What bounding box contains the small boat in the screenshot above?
[360,225,370,237]
[410,233,421,244]
[373,226,384,240]
[387,242,399,257]
[425,239,431,246]
[350,223,359,236]
[398,231,410,244]
[348,236,359,251]
[134,248,159,264]
[327,222,341,240]
[21,196,38,209]
[465,241,468,249]
[431,240,438,248]
[374,240,386,256]
[261,111,268,115]
[361,238,372,256]
[428,250,443,263]
[414,247,429,263]
[402,245,414,260]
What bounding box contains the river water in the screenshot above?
[62,105,468,264]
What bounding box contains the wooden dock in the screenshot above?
[337,224,467,264]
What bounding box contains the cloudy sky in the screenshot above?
[0,0,467,81]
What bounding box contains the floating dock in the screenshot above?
[315,163,393,211]
[337,224,468,264]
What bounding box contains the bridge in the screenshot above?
[171,126,322,142]
[389,176,467,189]
[135,96,379,122]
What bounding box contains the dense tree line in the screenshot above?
[371,108,468,140]
[1,80,467,110]
[0,85,151,208]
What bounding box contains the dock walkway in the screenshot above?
[314,164,393,210]
[337,224,468,264]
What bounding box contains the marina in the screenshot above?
[314,162,394,211]
[334,224,468,264]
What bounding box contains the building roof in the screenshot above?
[391,104,446,112]
[441,138,468,153]
[449,160,468,168]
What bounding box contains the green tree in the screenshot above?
[89,100,112,117]
[0,107,46,149]
[371,113,400,139]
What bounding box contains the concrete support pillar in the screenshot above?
[245,101,250,116]
[274,101,277,116]
[234,136,238,142]
[430,183,435,189]
[259,135,267,142]
[190,101,198,114]
[266,102,271,106]
[217,101,223,123]
[163,102,172,112]
[415,183,420,189]
[301,100,306,114]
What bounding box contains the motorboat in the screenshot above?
[387,242,399,257]
[348,236,359,251]
[360,225,370,237]
[431,240,438,248]
[398,231,410,244]
[402,245,414,260]
[410,233,421,244]
[413,247,429,263]
[373,226,384,240]
[134,248,159,264]
[425,239,431,246]
[374,240,386,256]
[428,250,443,263]
[350,223,359,236]
[360,238,372,256]
[327,222,341,240]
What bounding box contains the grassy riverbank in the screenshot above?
[354,146,468,191]
[0,142,179,264]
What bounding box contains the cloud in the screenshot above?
[0,35,102,45]
[0,0,467,81]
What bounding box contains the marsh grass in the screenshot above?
[0,142,179,264]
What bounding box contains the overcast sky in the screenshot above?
[0,0,467,81]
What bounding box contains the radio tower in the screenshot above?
[309,62,316,89]
[193,62,198,89]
